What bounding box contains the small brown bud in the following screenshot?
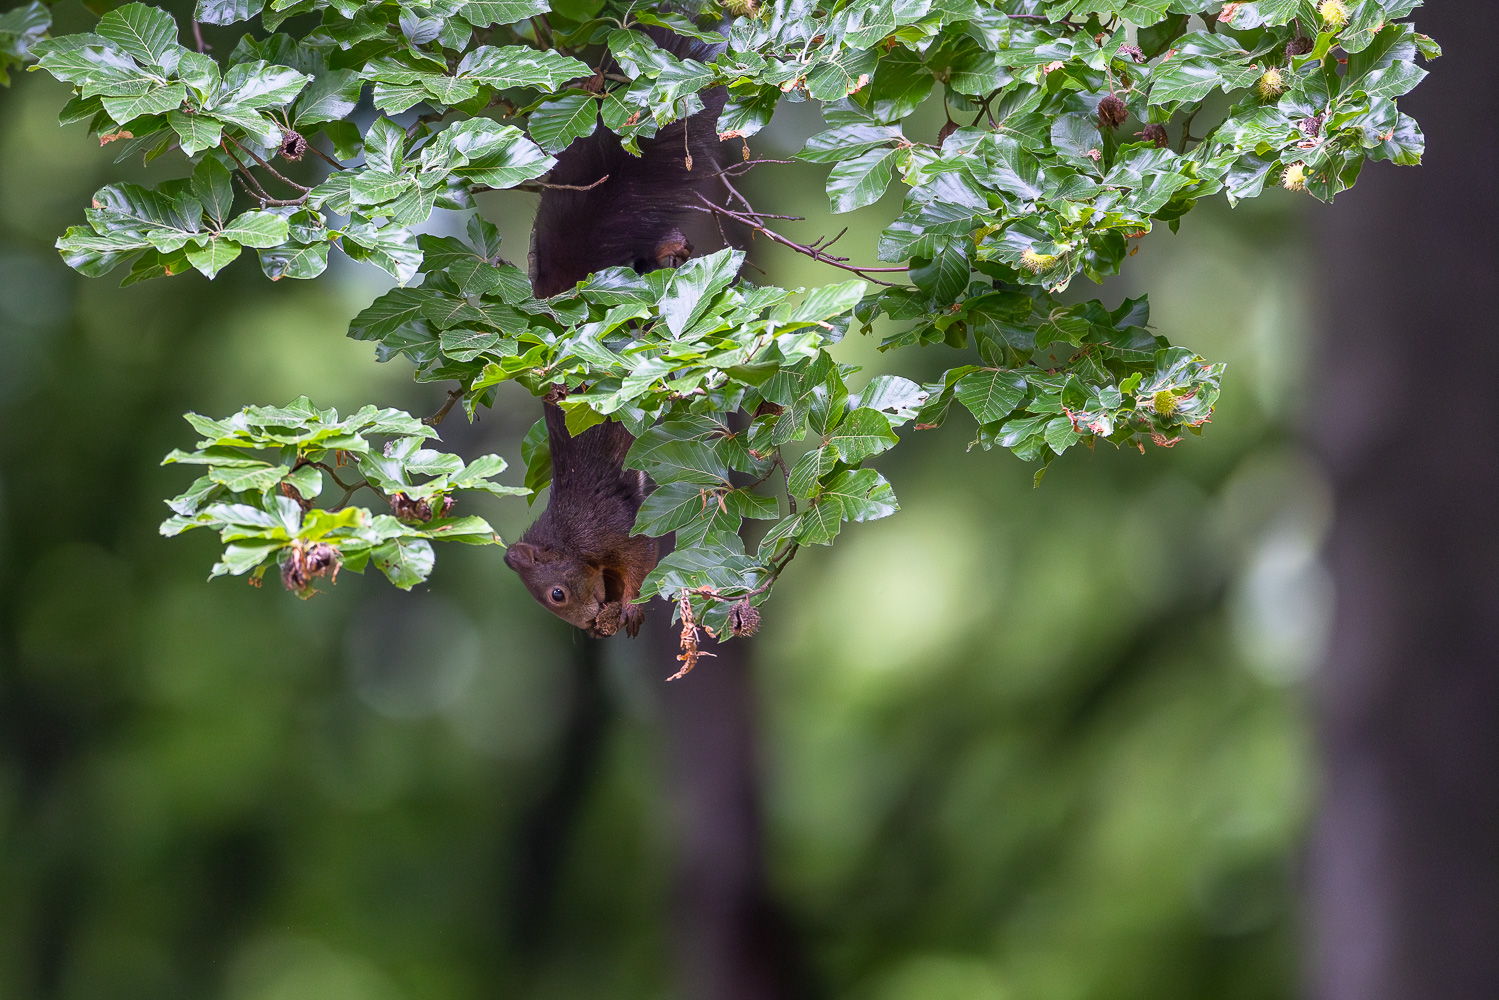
[1138,123,1169,148]
[1097,94,1128,130]
[728,600,761,637]
[279,129,307,161]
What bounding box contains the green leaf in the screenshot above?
[527,91,598,153]
[954,370,1027,423]
[168,109,222,155]
[220,211,289,248]
[191,156,233,228]
[373,536,435,589]
[102,82,186,123]
[455,46,593,91]
[293,69,362,127]
[186,237,242,278]
[260,241,329,281]
[827,148,896,214]
[461,0,551,28]
[97,3,181,72]
[827,407,899,463]
[195,0,265,26]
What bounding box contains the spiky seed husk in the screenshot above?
[1256,68,1286,101]
[1020,249,1058,273]
[1282,162,1308,192]
[1319,0,1348,28]
[728,600,761,637]
[279,129,307,161]
[1138,123,1169,148]
[1097,94,1128,129]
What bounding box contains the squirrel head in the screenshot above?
[504,541,611,634]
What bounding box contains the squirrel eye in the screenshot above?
[550,587,566,603]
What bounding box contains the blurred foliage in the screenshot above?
[1,6,1326,999]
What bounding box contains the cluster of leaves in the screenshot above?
[161,398,527,593]
[785,0,1436,299]
[9,0,1431,631]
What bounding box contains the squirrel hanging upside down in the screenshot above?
[504,28,727,638]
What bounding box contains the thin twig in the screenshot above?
[192,20,209,53]
[697,157,797,179]
[776,452,795,514]
[423,387,464,427]
[222,142,287,206]
[227,136,312,192]
[503,174,612,195]
[1178,105,1201,153]
[308,144,344,170]
[690,194,907,284]
[329,481,373,512]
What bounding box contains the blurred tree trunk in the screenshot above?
[1311,2,1499,997]
[647,579,812,1000]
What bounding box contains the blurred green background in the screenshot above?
[0,26,1328,1000]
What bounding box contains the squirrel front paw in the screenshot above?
[592,602,624,637]
[622,602,645,638]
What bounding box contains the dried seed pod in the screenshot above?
[389,491,434,523]
[1286,36,1315,59]
[1298,115,1323,139]
[1118,44,1145,63]
[280,549,309,592]
[305,542,338,575]
[1138,123,1169,148]
[439,495,457,518]
[1097,94,1128,130]
[279,129,307,161]
[728,600,761,637]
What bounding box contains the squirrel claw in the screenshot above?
[622,603,645,638]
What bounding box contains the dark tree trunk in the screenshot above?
[1311,3,1499,997]
[645,559,813,1000]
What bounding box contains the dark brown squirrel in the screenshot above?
[505,25,728,637]
[504,391,657,637]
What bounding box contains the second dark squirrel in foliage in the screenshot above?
[505,27,728,638]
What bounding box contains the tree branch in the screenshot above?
[689,194,908,285]
[226,136,312,193]
[423,387,464,427]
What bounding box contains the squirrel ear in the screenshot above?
[505,542,540,570]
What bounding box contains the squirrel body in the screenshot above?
[504,401,657,637]
[528,28,727,298]
[507,26,727,637]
